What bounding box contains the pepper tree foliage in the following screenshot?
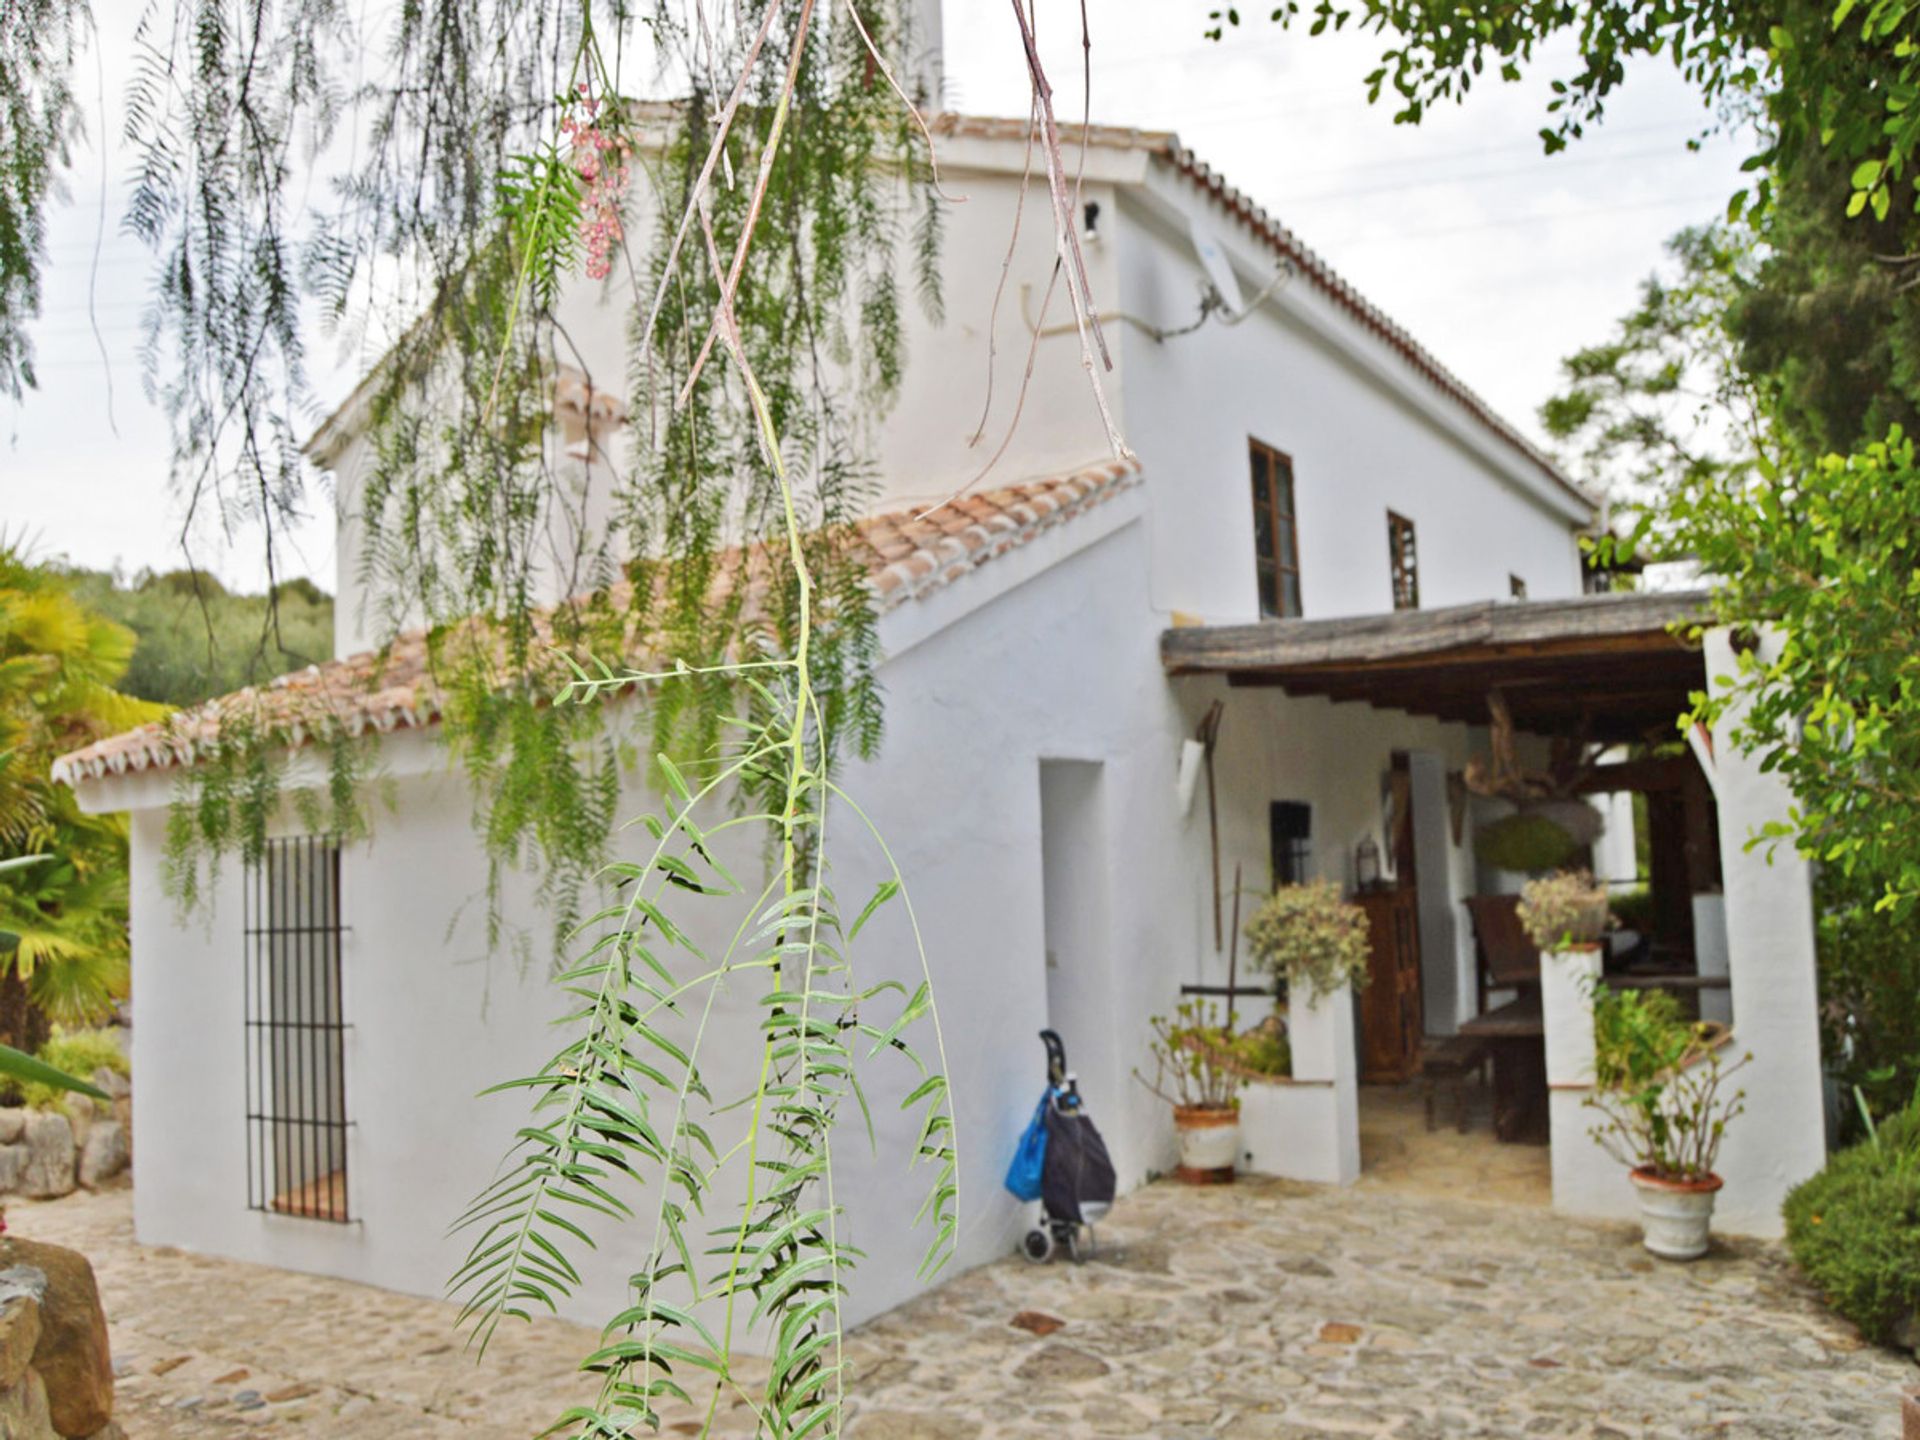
[1208,1,1920,921]
[11,0,961,1433]
[0,0,86,398]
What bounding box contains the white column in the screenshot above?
[1238,976,1359,1186]
[1692,893,1732,1028]
[1541,944,1630,1220]
[907,0,944,109]
[1699,627,1826,1236]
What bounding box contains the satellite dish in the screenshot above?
[1188,216,1245,317]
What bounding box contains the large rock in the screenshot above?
[0,1365,57,1440]
[74,1125,125,1192]
[0,1266,45,1388]
[0,1239,112,1438]
[0,1110,28,1146]
[86,1071,126,1105]
[15,1117,74,1201]
[0,1145,29,1195]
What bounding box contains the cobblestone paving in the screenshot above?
[9,1177,1915,1438]
[843,1177,1916,1440]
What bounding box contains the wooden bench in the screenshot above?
[1421,1035,1490,1134]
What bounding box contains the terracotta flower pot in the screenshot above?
[1629,1167,1723,1261]
[1173,1105,1240,1174]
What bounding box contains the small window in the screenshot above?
[245,836,350,1223]
[1509,574,1528,600]
[1250,440,1303,619]
[1387,511,1419,611]
[1269,801,1313,886]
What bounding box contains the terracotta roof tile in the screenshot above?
[53,458,1142,787]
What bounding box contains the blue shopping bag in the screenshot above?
[1003,1096,1050,1202]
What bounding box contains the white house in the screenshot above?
[53,76,1827,1340]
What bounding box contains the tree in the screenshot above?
[56,566,333,708]
[0,548,167,1048]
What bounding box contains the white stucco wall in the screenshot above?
[110,109,1611,1332]
[328,128,1588,659]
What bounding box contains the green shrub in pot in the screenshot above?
[1517,869,1611,952]
[1242,879,1371,1002]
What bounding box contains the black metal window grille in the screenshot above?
[1250,439,1303,619]
[1269,801,1313,886]
[1387,510,1420,611]
[244,836,351,1223]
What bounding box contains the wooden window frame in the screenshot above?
[1387,510,1420,611]
[1249,439,1303,620]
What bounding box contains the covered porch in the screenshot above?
[1160,591,1826,1234]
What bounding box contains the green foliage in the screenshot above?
[19,1027,123,1110]
[0,549,166,1034]
[0,0,86,397]
[1783,1094,1920,1347]
[1653,428,1920,908]
[1473,812,1578,874]
[1610,885,1656,933]
[1516,869,1610,951]
[1134,1000,1246,1110]
[55,567,333,708]
[1588,984,1749,1181]
[0,1041,105,1105]
[1225,1020,1291,1079]
[1816,868,1920,1134]
[1242,878,1371,1001]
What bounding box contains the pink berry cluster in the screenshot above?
[560,86,632,281]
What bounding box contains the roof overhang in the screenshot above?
[1161,590,1712,744]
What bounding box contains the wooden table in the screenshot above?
[1458,991,1548,1144]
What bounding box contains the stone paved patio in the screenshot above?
[8,1177,1913,1438]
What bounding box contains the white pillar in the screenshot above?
[1698,627,1826,1236]
[1691,893,1733,1028]
[1541,944,1631,1220]
[907,0,944,109]
[1239,977,1359,1186]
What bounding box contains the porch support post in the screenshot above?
[1542,944,1630,1220]
[1239,974,1359,1186]
[1698,627,1826,1237]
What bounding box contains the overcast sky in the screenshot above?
[1,3,1749,592]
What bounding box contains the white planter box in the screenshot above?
[1237,975,1359,1186]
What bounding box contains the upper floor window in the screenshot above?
[1250,440,1302,619]
[1387,511,1420,611]
[1509,574,1528,600]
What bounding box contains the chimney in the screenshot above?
[907,0,944,112]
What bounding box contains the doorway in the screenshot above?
[1038,760,1117,1109]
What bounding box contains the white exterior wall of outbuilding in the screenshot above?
[105,479,1526,1332]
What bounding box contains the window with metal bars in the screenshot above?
[1249,439,1303,619]
[1269,801,1313,887]
[244,836,351,1223]
[1387,510,1420,611]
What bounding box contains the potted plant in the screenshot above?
[1135,1000,1244,1178]
[1586,984,1750,1259]
[1516,868,1611,953]
[1242,878,1371,1003]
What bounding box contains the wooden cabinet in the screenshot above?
[1354,887,1423,1083]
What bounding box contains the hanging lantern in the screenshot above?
[1355,836,1382,892]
